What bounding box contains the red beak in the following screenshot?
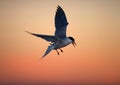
[72,41,77,47]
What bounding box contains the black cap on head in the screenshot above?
[68,36,77,47]
[68,37,75,42]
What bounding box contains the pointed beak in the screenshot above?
[72,41,77,47]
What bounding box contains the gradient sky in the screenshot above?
[0,0,120,84]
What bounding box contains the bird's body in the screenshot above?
[54,38,72,49]
[26,5,76,58]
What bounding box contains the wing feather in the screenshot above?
[25,31,61,43]
[55,6,68,38]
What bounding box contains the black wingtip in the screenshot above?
[57,5,60,7]
[25,30,32,34]
[25,30,35,35]
[57,5,62,9]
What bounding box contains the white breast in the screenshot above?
[54,38,72,49]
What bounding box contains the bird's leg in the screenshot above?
[59,48,63,52]
[56,49,60,55]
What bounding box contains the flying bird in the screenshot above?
[26,5,77,58]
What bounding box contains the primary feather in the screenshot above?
[25,31,61,43]
[55,6,69,38]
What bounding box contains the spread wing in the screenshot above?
[55,5,69,38]
[25,31,61,43]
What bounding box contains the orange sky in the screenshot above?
[0,0,120,84]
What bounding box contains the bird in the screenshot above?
[25,5,77,58]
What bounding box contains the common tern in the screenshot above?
[26,5,77,58]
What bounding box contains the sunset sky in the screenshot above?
[0,0,120,84]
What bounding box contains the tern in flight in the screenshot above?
[26,5,77,58]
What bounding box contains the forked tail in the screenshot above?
[41,45,54,59]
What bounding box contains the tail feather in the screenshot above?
[42,45,54,58]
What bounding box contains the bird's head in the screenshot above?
[68,37,77,47]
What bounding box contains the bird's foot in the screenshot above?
[59,48,63,52]
[56,50,60,55]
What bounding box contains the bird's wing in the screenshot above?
[25,31,62,43]
[55,5,69,38]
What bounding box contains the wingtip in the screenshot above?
[57,5,60,7]
[57,5,62,9]
[25,30,31,34]
[25,30,34,35]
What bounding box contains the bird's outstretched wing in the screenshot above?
[55,5,68,38]
[25,31,61,43]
